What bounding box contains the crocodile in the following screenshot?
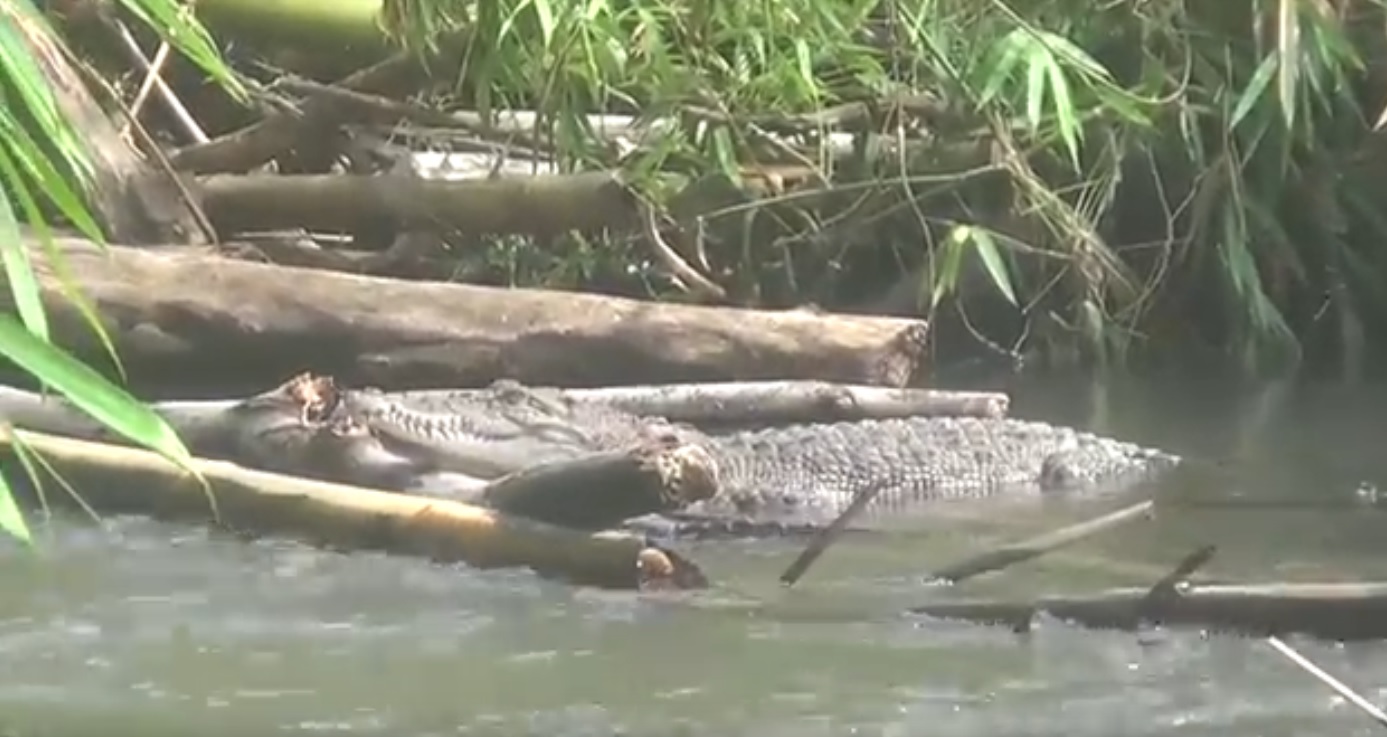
[336,382,1182,534]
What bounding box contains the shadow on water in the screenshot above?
[3,373,1387,735]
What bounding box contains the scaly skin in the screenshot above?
[339,384,1182,530]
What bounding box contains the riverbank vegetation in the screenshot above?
[11,0,1387,381]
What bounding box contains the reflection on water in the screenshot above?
[2,373,1387,736]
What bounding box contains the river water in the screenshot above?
[2,372,1387,736]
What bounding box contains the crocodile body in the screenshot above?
[340,384,1182,531]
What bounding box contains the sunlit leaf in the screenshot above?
[967,228,1018,306]
[931,225,969,309]
[0,145,48,342]
[1275,0,1302,129]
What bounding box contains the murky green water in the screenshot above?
[3,373,1387,736]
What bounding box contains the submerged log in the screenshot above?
[6,237,929,390]
[402,380,1010,427]
[908,582,1387,641]
[0,426,708,591]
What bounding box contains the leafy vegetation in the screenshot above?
[375,0,1387,373]
[0,0,242,544]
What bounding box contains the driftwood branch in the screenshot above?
[548,380,1009,425]
[197,171,639,240]
[924,500,1156,585]
[6,237,929,390]
[908,581,1387,641]
[1,426,707,591]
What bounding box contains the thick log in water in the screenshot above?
[0,427,708,591]
[908,582,1387,641]
[8,238,929,390]
[400,380,1011,427]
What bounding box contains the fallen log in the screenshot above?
[0,426,708,591]
[397,380,1010,427]
[197,171,638,241]
[7,238,928,390]
[907,582,1387,641]
[479,443,717,531]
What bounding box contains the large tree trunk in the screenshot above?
[6,236,929,394]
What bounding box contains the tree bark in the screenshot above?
[7,237,929,393]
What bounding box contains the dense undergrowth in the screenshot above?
[383,0,1387,376]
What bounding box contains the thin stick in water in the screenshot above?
[779,479,889,587]
[1265,635,1387,730]
[926,499,1155,585]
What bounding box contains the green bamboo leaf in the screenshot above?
[1275,0,1301,129]
[0,11,90,181]
[1045,59,1082,170]
[966,228,1018,306]
[532,0,556,48]
[794,38,815,96]
[0,314,191,467]
[498,0,535,45]
[0,146,48,342]
[0,108,104,242]
[1231,54,1278,129]
[709,126,741,184]
[0,109,127,379]
[930,226,969,309]
[978,34,1027,105]
[1035,30,1111,80]
[1025,48,1049,132]
[0,466,30,546]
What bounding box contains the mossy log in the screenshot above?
[5,237,928,391]
[0,426,707,590]
[909,582,1387,641]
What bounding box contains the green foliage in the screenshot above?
[0,0,241,545]
[379,0,1387,371]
